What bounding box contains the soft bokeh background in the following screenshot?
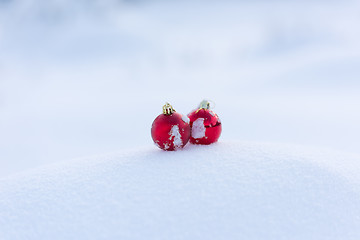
[1,0,360,177]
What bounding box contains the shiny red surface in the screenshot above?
[151,112,190,151]
[188,108,222,145]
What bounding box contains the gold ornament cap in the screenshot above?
[163,102,175,115]
[198,100,211,110]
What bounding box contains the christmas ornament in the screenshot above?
[188,100,222,145]
[151,103,191,151]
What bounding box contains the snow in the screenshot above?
[191,118,206,139]
[0,1,360,236]
[181,115,190,124]
[169,125,182,149]
[0,141,360,239]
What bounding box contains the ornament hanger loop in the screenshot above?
[199,99,215,110]
[163,102,175,115]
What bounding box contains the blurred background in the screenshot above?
[0,0,360,177]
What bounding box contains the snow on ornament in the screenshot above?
[151,103,190,151]
[188,100,222,145]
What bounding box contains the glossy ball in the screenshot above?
[151,112,191,151]
[188,108,222,145]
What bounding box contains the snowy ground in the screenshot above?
[1,141,360,239]
[1,0,360,177]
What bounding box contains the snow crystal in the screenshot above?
[163,143,170,150]
[192,118,206,139]
[169,125,182,149]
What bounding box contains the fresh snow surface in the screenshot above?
[1,141,360,240]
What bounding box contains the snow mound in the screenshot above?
[1,141,360,240]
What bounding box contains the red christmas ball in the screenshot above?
[188,100,222,145]
[151,103,191,151]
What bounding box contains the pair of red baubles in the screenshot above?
[151,100,222,151]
